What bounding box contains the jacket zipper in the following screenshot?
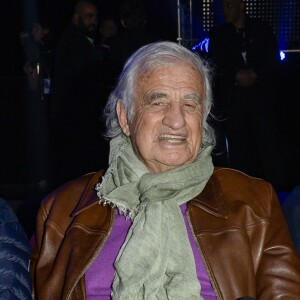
[186,208,222,300]
[66,208,116,300]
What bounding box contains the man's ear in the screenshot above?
[117,100,130,136]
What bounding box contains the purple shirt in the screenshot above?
[86,203,217,299]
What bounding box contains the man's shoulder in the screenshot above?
[209,23,236,44]
[246,17,270,27]
[41,170,104,214]
[212,167,275,208]
[0,197,29,243]
[0,198,32,299]
[56,23,89,49]
[190,168,276,221]
[213,167,273,195]
[210,23,234,35]
[246,17,275,34]
[213,167,271,186]
[59,23,79,38]
[0,197,19,223]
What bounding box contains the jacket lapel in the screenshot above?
[71,170,105,217]
[189,172,229,218]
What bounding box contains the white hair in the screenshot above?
[104,41,215,147]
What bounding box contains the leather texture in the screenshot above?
[31,168,300,299]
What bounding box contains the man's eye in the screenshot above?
[153,101,165,106]
[144,99,167,111]
[184,102,196,107]
[149,99,168,107]
[184,101,199,112]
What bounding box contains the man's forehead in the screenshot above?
[139,62,200,77]
[136,64,203,94]
[81,5,97,15]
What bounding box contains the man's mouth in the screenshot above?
[159,134,187,143]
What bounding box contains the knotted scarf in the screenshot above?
[95,134,213,300]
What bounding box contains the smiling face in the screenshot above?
[117,62,205,173]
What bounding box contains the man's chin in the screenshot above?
[155,157,193,172]
[80,27,97,39]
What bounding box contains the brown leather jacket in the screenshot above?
[31,168,300,300]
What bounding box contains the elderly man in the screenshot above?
[31,41,300,299]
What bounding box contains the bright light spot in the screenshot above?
[280,51,286,61]
[192,38,210,53]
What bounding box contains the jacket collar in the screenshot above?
[188,171,229,218]
[71,170,104,217]
[71,169,228,218]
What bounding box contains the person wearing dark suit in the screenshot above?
[106,0,159,85]
[50,0,109,187]
[208,0,280,181]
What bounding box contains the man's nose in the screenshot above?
[162,102,186,130]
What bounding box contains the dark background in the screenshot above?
[0,0,299,237]
[0,0,178,184]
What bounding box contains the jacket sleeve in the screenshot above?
[256,185,300,299]
[0,197,32,299]
[30,192,54,300]
[29,172,99,299]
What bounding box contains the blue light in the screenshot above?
[280,51,286,61]
[192,37,210,53]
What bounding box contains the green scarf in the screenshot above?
[95,134,213,299]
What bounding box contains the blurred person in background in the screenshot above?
[208,0,280,186]
[50,0,109,188]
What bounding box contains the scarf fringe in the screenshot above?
[96,182,137,220]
